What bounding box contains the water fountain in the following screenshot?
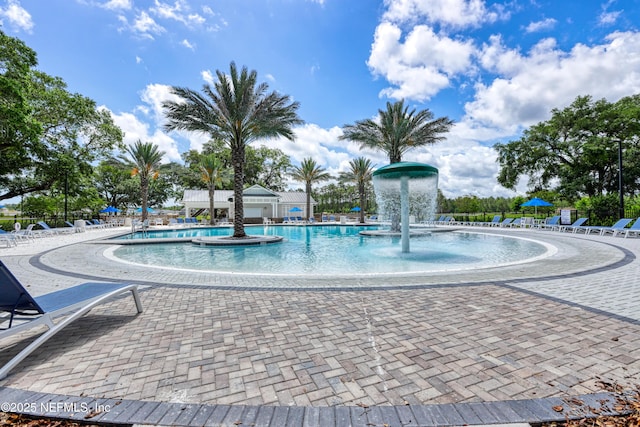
[369,162,439,253]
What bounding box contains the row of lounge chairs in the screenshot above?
[0,219,117,247]
[536,215,640,237]
[425,214,640,238]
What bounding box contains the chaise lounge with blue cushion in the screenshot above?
[0,260,143,379]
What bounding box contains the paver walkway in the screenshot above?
[0,225,639,425]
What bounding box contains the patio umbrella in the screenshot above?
[521,197,553,215]
[350,206,361,212]
[136,207,156,214]
[100,206,120,214]
[289,207,302,212]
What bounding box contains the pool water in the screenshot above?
[108,225,551,276]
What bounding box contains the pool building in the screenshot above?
[181,184,317,221]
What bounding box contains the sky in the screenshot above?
[2,0,640,199]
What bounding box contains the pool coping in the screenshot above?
[0,386,629,426]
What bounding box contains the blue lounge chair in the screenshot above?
[498,218,514,227]
[579,218,633,236]
[483,215,502,227]
[536,215,561,230]
[557,217,588,233]
[37,221,75,235]
[0,260,143,379]
[599,218,634,236]
[507,218,522,227]
[623,218,640,238]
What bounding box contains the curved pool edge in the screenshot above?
[35,228,631,290]
[99,229,558,279]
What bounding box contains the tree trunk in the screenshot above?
[209,185,215,225]
[359,182,365,223]
[232,145,246,238]
[306,182,311,221]
[141,177,149,222]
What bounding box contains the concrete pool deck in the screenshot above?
[0,225,639,425]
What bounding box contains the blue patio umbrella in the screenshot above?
[289,207,302,212]
[350,206,361,212]
[521,197,553,215]
[136,207,155,214]
[100,206,120,214]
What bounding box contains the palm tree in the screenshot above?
[290,158,331,221]
[163,61,303,238]
[339,157,374,223]
[122,140,164,221]
[199,153,230,225]
[340,99,453,163]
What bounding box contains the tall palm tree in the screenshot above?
[340,99,453,163]
[163,61,303,238]
[122,140,164,221]
[339,157,374,223]
[290,158,331,220]
[199,153,230,225]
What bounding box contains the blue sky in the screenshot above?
[2,0,640,198]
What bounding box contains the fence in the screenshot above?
[0,214,98,231]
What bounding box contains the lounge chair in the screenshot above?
[536,215,561,230]
[37,221,75,235]
[557,217,588,233]
[498,218,514,227]
[507,218,522,227]
[64,221,83,233]
[519,217,535,228]
[482,215,502,227]
[0,260,143,379]
[622,218,640,238]
[576,218,633,236]
[598,218,634,236]
[0,230,18,247]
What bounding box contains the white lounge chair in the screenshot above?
[0,260,143,379]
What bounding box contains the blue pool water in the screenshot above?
[108,225,551,276]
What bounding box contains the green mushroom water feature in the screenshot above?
[372,162,439,253]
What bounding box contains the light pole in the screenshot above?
[618,139,624,220]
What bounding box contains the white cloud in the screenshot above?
[101,0,131,11]
[525,17,557,33]
[181,38,195,50]
[382,0,503,28]
[465,30,640,132]
[150,0,206,27]
[0,0,33,33]
[599,10,622,25]
[129,11,166,39]
[368,22,475,101]
[109,110,181,163]
[201,70,214,85]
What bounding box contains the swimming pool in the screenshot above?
[106,225,553,277]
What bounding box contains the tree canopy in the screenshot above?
[163,61,303,237]
[0,30,123,202]
[340,99,453,163]
[495,94,640,201]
